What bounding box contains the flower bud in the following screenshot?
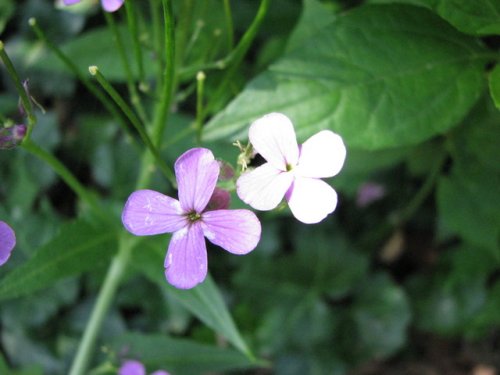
[0,124,27,149]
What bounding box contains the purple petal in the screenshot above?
[164,223,207,289]
[296,130,346,178]
[122,190,187,236]
[119,360,146,375]
[248,113,299,170]
[175,148,219,213]
[202,209,261,255]
[0,221,16,266]
[206,187,231,211]
[101,0,124,12]
[63,0,81,4]
[286,177,338,224]
[236,163,293,210]
[151,371,170,375]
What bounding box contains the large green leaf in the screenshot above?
[203,4,487,150]
[0,220,117,301]
[132,237,253,358]
[489,64,500,109]
[370,0,500,36]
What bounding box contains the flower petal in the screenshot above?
[249,113,299,170]
[0,221,15,266]
[286,177,338,224]
[202,210,261,254]
[175,148,219,213]
[63,0,81,4]
[164,223,208,289]
[101,0,124,12]
[236,163,293,211]
[296,130,346,178]
[122,190,186,236]
[119,360,146,375]
[151,371,170,375]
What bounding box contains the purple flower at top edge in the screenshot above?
[236,113,347,224]
[0,221,16,266]
[118,360,170,375]
[63,0,125,12]
[122,148,261,290]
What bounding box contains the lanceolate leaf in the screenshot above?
[0,220,117,301]
[203,4,487,150]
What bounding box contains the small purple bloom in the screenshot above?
[0,221,16,266]
[356,182,386,207]
[63,0,125,12]
[0,124,27,150]
[122,148,261,289]
[237,113,346,224]
[119,360,145,375]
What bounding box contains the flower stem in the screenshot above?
[125,0,145,83]
[0,40,36,138]
[21,139,105,219]
[222,0,234,50]
[89,66,175,186]
[103,11,149,125]
[28,18,138,148]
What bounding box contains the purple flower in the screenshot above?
[0,221,16,266]
[237,113,346,224]
[118,360,170,375]
[356,182,386,207]
[63,0,125,12]
[122,148,261,289]
[0,124,27,150]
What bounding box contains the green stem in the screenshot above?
[195,71,206,144]
[103,11,149,125]
[28,18,138,148]
[0,40,36,138]
[125,0,145,82]
[89,66,175,186]
[150,0,164,87]
[69,3,177,372]
[21,139,104,218]
[68,236,136,375]
[223,0,234,50]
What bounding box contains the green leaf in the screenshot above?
[132,238,253,358]
[0,220,117,301]
[369,0,500,36]
[489,64,500,109]
[112,333,261,375]
[203,4,487,150]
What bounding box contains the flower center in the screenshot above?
[286,163,294,172]
[187,211,201,222]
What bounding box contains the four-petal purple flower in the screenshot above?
[122,148,261,289]
[63,0,124,12]
[237,113,346,224]
[0,221,16,266]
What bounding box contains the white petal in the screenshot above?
[249,113,299,170]
[286,177,338,224]
[236,163,294,211]
[296,130,346,178]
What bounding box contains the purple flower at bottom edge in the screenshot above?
[118,360,170,375]
[0,221,16,266]
[122,148,261,290]
[236,113,346,224]
[63,0,125,12]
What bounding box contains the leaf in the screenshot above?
[132,238,254,358]
[0,220,117,301]
[369,0,500,36]
[489,64,500,109]
[0,0,14,34]
[112,333,260,375]
[203,4,487,150]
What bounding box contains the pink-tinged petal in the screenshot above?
[101,0,124,12]
[151,371,170,375]
[119,360,146,375]
[286,177,338,224]
[164,223,207,289]
[249,113,299,170]
[63,0,81,5]
[206,187,231,211]
[296,130,346,178]
[202,209,261,255]
[175,148,219,213]
[0,221,15,266]
[122,190,187,236]
[236,163,294,211]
